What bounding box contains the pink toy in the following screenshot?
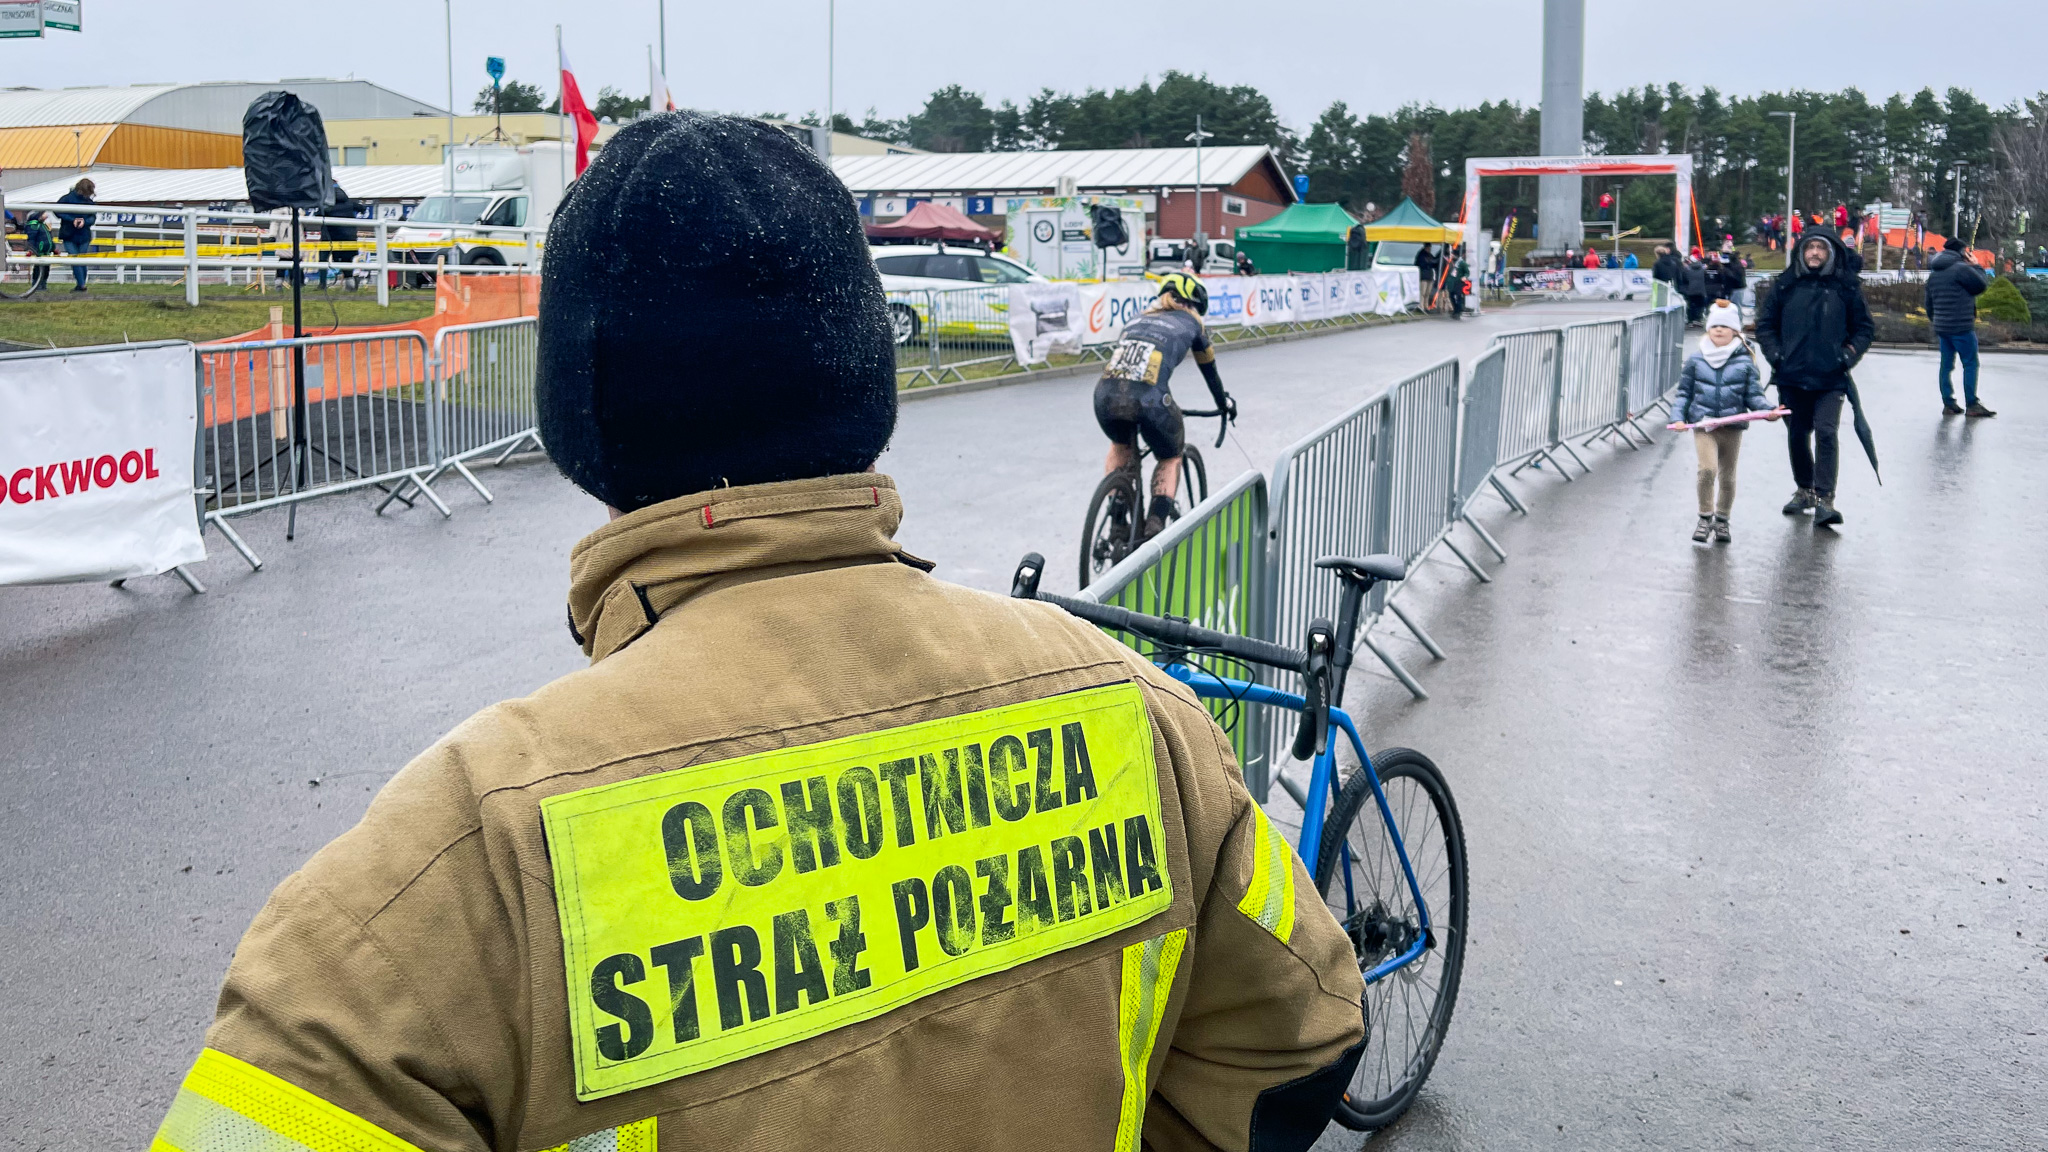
[1669,407,1789,432]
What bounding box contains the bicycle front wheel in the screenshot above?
[1175,445,1208,512]
[1079,469,1141,590]
[1314,747,1468,1132]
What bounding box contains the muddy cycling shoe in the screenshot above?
[1942,402,1965,416]
[1711,516,1731,544]
[1813,497,1844,528]
[1782,488,1816,515]
[1138,494,1178,543]
[1967,402,1997,418]
[1692,516,1713,543]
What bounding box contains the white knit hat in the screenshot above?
[1705,301,1742,331]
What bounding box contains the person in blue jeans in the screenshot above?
[55,177,96,292]
[1924,236,1995,417]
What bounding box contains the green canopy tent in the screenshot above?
[1233,202,1360,273]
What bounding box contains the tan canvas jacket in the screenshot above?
[150,473,1363,1152]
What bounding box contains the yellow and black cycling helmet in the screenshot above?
[1156,271,1209,315]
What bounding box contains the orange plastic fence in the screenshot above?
[199,273,538,428]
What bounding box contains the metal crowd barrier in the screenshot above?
[397,317,543,508]
[1075,304,1689,800]
[189,318,545,570]
[196,330,448,568]
[1075,470,1272,789]
[888,287,1021,387]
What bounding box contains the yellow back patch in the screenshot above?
[542,682,1172,1100]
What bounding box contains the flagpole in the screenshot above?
[556,24,567,188]
[443,0,455,193]
[659,0,667,83]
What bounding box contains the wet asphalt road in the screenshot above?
[2,310,2041,1148]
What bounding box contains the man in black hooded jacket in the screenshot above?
[1756,228,1874,527]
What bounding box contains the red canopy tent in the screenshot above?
[865,201,1002,246]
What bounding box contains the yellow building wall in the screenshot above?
[0,124,117,170]
[100,124,243,168]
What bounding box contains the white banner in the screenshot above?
[1572,269,1655,298]
[1372,267,1420,315]
[1006,283,1083,365]
[0,344,204,584]
[1074,281,1159,346]
[1292,274,1328,322]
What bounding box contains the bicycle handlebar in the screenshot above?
[1009,554,1306,673]
[1179,407,1230,448]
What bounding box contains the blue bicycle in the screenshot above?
[1011,552,1468,1132]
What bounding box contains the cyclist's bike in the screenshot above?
[1079,407,1225,589]
[1012,550,1467,1132]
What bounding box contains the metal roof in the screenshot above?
[0,81,443,133]
[0,85,180,129]
[5,165,449,204]
[830,145,1288,197]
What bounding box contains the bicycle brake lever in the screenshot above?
[1010,552,1044,599]
[1291,619,1335,761]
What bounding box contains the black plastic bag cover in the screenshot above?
[243,91,333,212]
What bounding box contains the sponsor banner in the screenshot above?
[0,344,204,584]
[1507,268,1574,294]
[1572,269,1654,298]
[542,683,1172,1100]
[1202,276,1252,328]
[1006,283,1083,365]
[1371,267,1420,315]
[1291,274,1324,322]
[1075,281,1159,346]
[1340,272,1376,316]
[1241,275,1298,327]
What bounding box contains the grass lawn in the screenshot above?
[0,281,436,349]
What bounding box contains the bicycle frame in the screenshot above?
[1162,663,1433,986]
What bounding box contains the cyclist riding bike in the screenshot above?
[1094,272,1237,541]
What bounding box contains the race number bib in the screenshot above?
[1105,339,1163,383]
[541,683,1172,1100]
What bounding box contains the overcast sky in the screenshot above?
[6,0,2039,131]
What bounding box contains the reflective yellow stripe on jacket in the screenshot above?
[151,1049,424,1152]
[1112,928,1188,1152]
[1236,808,1297,943]
[153,1048,655,1152]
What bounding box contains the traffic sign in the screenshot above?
[41,0,78,30]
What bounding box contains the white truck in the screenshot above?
[391,141,569,275]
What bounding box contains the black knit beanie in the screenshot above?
[536,112,896,512]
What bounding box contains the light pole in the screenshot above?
[1769,110,1795,260]
[823,0,831,147]
[1186,115,1213,255]
[443,0,455,193]
[658,0,666,80]
[1951,161,1968,240]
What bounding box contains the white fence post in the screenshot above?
[183,213,200,306]
[375,220,390,307]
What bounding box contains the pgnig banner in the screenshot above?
[0,343,205,585]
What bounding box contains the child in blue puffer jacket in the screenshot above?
[1669,300,1781,543]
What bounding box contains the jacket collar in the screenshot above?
[565,473,926,662]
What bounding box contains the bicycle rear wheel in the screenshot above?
[1079,468,1141,589]
[1314,747,1467,1132]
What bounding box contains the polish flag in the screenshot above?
[558,45,599,175]
[650,49,677,114]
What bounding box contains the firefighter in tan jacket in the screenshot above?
[151,112,1364,1152]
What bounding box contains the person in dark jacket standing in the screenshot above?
[56,177,96,292]
[1678,254,1711,325]
[1925,236,1995,417]
[1756,228,1875,527]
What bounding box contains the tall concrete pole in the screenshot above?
[1537,0,1584,254]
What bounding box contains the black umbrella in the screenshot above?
[1843,372,1881,484]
